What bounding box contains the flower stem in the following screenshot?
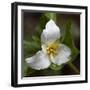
[68,62,80,74]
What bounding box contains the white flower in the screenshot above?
[25,20,71,70]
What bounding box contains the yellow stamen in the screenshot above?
[50,54,54,61]
[46,40,60,60]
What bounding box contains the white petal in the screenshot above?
[41,20,60,44]
[25,51,51,70]
[54,44,71,65]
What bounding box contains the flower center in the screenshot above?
[46,40,59,60]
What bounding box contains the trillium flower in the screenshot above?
[25,20,71,70]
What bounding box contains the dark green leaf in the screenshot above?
[62,20,79,61]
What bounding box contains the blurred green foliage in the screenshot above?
[62,21,79,60]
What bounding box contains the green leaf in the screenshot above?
[40,68,61,76]
[33,14,49,38]
[62,20,79,61]
[50,64,62,71]
[24,66,36,77]
[32,36,40,43]
[24,40,41,49]
[24,40,41,58]
[45,12,56,22]
[61,20,80,74]
[39,14,49,30]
